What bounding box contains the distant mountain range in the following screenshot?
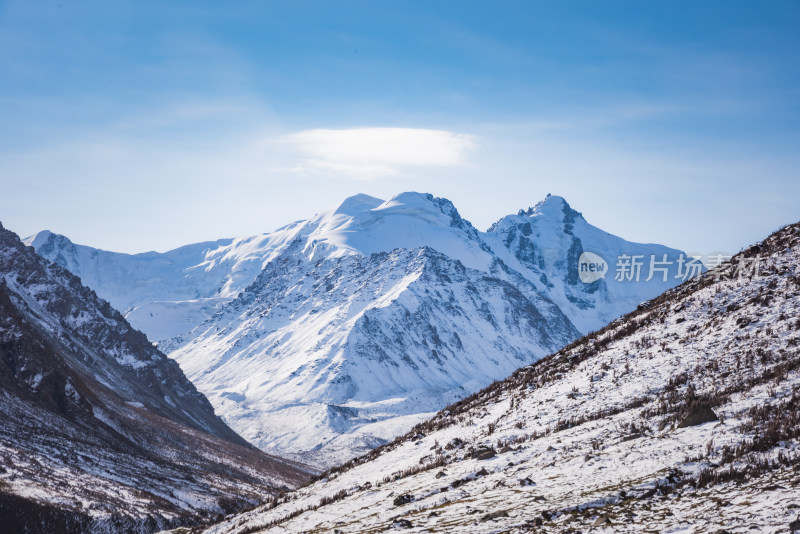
[0,222,309,533]
[26,192,695,467]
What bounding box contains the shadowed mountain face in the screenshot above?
[200,221,800,534]
[0,221,239,442]
[26,192,694,467]
[0,223,311,533]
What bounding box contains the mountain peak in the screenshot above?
[535,192,566,209]
[513,194,583,222]
[387,190,435,204]
[23,229,60,249]
[332,193,384,217]
[309,191,489,271]
[383,192,464,226]
[532,193,570,213]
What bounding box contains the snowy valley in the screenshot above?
[27,192,694,467]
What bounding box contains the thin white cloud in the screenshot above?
[276,127,477,178]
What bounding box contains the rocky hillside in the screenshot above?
[0,222,311,533]
[197,221,800,533]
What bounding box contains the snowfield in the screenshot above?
[190,221,800,534]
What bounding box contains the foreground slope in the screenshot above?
[201,221,800,533]
[0,223,310,533]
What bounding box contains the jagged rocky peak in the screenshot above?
[528,193,583,221]
[487,193,583,233]
[482,194,693,334]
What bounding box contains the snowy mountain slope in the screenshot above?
[160,193,694,467]
[24,229,280,341]
[0,222,311,533]
[194,220,800,534]
[26,192,696,467]
[164,242,579,467]
[25,193,474,341]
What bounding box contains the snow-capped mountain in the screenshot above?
[166,244,579,468]
[25,193,691,344]
[23,230,286,342]
[484,194,694,333]
[0,222,310,533]
[27,192,694,467]
[194,220,800,534]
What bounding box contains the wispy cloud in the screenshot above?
[275,128,477,179]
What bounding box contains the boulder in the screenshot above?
[470,446,497,460]
[392,494,414,506]
[481,510,509,522]
[678,405,719,428]
[392,518,413,529]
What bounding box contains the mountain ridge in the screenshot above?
[23,192,689,341]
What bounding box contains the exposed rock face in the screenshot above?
[0,222,238,441]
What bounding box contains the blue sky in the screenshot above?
[1,1,798,255]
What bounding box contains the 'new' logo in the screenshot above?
[578,252,608,283]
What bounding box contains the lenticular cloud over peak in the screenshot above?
[279,127,477,177]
